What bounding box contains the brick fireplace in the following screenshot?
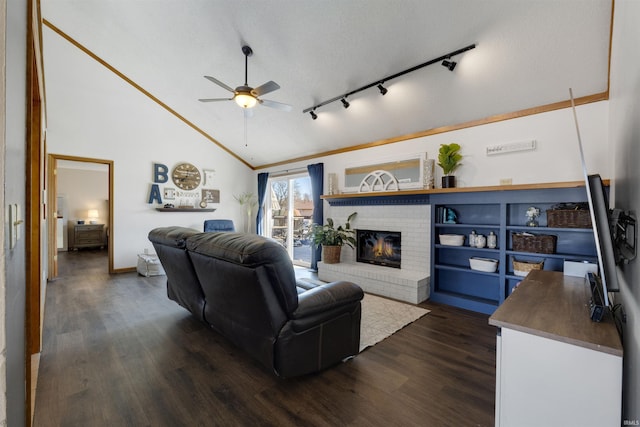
[318,203,430,303]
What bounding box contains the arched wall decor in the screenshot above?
[358,170,399,193]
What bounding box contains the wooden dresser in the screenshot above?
[70,223,105,250]
[489,270,623,427]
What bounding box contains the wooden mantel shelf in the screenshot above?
[321,180,609,201]
[156,208,216,212]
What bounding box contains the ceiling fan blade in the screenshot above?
[198,98,233,102]
[259,99,292,112]
[252,81,280,97]
[203,75,235,93]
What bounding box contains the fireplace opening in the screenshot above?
[356,229,401,269]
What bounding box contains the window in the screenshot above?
[265,174,313,267]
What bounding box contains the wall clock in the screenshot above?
[172,163,202,190]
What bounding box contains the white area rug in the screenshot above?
[359,292,430,351]
[297,278,430,352]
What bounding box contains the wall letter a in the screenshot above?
[148,184,163,204]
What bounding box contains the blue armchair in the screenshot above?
[203,219,235,232]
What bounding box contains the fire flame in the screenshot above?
[373,238,394,258]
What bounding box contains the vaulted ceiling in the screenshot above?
[40,0,613,169]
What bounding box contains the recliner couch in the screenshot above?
[148,226,364,377]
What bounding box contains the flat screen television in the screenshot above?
[569,88,620,310]
[584,173,620,307]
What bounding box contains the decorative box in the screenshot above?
[513,259,544,277]
[547,205,592,229]
[512,232,557,254]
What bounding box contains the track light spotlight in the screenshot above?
[442,59,457,71]
[341,98,350,109]
[377,84,388,95]
[310,110,318,120]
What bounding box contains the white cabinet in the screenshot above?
[490,271,622,427]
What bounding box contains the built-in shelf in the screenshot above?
[430,183,604,314]
[155,208,216,212]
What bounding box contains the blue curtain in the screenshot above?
[307,163,324,270]
[256,172,269,235]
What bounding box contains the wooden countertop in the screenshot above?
[489,270,623,356]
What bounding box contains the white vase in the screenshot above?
[328,173,338,195]
[423,159,435,189]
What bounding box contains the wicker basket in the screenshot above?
[322,245,342,264]
[512,259,544,277]
[547,208,591,228]
[512,232,557,254]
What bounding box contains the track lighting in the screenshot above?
[302,43,475,115]
[441,59,457,71]
[310,110,318,120]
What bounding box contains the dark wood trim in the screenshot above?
[46,155,56,278]
[112,266,138,274]
[27,0,45,425]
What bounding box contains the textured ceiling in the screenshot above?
[41,0,612,168]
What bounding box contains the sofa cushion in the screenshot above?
[148,226,200,249]
[148,227,206,321]
[186,232,299,315]
[203,219,235,232]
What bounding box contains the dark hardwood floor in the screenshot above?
[34,250,496,426]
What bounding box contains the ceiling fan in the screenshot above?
[199,45,292,114]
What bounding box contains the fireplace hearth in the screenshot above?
[356,229,401,269]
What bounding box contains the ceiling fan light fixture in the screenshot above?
[235,92,257,108]
[200,46,291,112]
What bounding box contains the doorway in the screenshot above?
[47,154,115,277]
[265,173,314,267]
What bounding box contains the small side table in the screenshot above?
[71,223,105,250]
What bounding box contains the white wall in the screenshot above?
[610,0,640,421]
[261,101,610,194]
[43,27,255,269]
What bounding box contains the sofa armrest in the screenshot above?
[293,281,363,319]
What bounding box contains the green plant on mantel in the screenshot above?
[311,212,357,248]
[437,143,463,176]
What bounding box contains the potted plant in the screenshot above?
[437,143,463,188]
[311,212,357,264]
